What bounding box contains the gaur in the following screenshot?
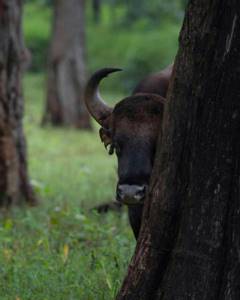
[84,64,173,239]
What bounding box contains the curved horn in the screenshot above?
[84,68,122,126]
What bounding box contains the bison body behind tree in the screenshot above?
[132,64,173,96]
[84,65,173,238]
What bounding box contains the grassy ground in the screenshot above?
[0,74,134,300]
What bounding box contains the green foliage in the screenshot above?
[23,1,181,92]
[24,0,52,6]
[120,0,184,26]
[24,2,52,71]
[103,0,185,22]
[87,17,179,93]
[0,74,133,300]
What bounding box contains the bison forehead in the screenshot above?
[113,117,161,139]
[112,94,164,122]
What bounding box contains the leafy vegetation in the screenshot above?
[24,2,52,72]
[23,1,181,92]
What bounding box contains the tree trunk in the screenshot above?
[0,0,36,207]
[42,0,91,129]
[92,0,101,24]
[117,1,240,299]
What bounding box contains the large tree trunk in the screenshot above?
[42,0,91,129]
[117,1,240,299]
[0,0,36,207]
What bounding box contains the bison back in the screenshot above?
[132,64,173,98]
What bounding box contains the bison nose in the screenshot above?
[116,184,146,205]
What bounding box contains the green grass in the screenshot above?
[0,74,134,300]
[24,74,119,209]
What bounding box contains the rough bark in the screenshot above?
[42,0,91,129]
[117,1,240,299]
[0,0,36,206]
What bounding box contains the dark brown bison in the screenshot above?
[84,65,173,238]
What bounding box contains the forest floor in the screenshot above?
[0,74,134,300]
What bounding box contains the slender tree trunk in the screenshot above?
[92,0,101,24]
[42,0,91,129]
[0,0,36,207]
[117,1,240,299]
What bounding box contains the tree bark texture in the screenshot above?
[0,0,36,206]
[43,0,91,129]
[117,1,240,299]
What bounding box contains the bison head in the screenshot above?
[85,68,165,206]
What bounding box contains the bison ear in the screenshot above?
[99,127,113,152]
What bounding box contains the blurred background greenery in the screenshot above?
[0,1,184,299]
[24,0,183,92]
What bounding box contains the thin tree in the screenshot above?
[0,0,36,206]
[117,1,240,299]
[92,0,101,24]
[42,0,91,129]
